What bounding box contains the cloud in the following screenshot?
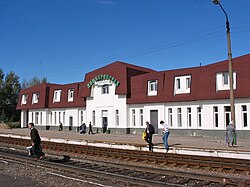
[98,0,115,5]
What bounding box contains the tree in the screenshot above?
[1,71,21,122]
[21,76,47,89]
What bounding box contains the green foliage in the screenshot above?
[21,76,47,89]
[6,121,21,129]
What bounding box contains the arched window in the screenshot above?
[102,84,109,94]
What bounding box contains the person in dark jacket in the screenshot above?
[28,123,45,160]
[88,122,93,134]
[145,121,155,152]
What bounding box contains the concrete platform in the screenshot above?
[0,128,250,160]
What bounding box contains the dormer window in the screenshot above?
[53,90,62,103]
[148,80,158,96]
[32,93,39,104]
[68,89,74,102]
[174,75,191,95]
[21,94,28,105]
[216,72,236,91]
[102,85,109,94]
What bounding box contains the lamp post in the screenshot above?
[212,0,236,144]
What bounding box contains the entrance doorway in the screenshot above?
[69,116,73,131]
[150,110,158,133]
[102,110,108,133]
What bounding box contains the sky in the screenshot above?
[1,0,250,84]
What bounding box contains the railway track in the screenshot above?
[0,146,245,187]
[0,136,250,186]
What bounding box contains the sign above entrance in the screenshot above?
[87,74,120,89]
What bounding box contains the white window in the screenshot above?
[68,89,74,102]
[176,78,180,90]
[21,94,28,105]
[92,110,95,126]
[187,108,191,127]
[224,106,231,127]
[197,107,202,127]
[50,112,53,124]
[223,73,229,85]
[174,75,191,95]
[216,72,236,91]
[53,90,62,102]
[59,112,61,123]
[177,108,182,127]
[102,85,109,94]
[35,112,39,125]
[63,112,65,124]
[116,110,119,126]
[80,111,84,124]
[147,80,158,96]
[140,109,143,126]
[186,77,191,89]
[54,112,57,124]
[213,106,218,128]
[242,105,248,127]
[168,108,173,127]
[132,109,136,126]
[32,93,39,104]
[40,112,42,125]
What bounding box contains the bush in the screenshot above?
[6,122,21,129]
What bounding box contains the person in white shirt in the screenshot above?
[160,120,169,152]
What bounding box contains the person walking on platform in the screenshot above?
[80,123,86,134]
[160,120,169,152]
[88,122,93,134]
[226,121,235,147]
[59,121,63,131]
[28,122,45,160]
[145,121,155,152]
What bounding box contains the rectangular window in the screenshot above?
[168,108,173,127]
[50,112,53,124]
[197,107,202,127]
[224,106,231,126]
[177,108,182,127]
[186,77,191,89]
[242,105,248,127]
[223,73,229,85]
[32,93,39,104]
[35,112,39,125]
[63,112,65,124]
[81,111,84,124]
[40,112,42,125]
[116,110,119,126]
[102,85,109,94]
[176,79,180,90]
[187,107,191,127]
[54,112,57,124]
[132,109,136,126]
[92,110,95,126]
[147,80,158,96]
[59,112,61,123]
[31,112,34,123]
[68,89,74,102]
[140,109,143,126]
[53,90,62,102]
[21,94,28,105]
[214,106,219,128]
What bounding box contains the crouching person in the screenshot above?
[28,123,45,160]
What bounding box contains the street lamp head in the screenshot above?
[212,0,220,4]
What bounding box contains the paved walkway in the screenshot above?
[0,128,250,159]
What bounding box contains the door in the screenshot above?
[150,110,158,133]
[102,110,108,133]
[69,116,73,131]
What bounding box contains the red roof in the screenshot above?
[17,54,250,110]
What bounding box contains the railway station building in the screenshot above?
[17,54,250,138]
